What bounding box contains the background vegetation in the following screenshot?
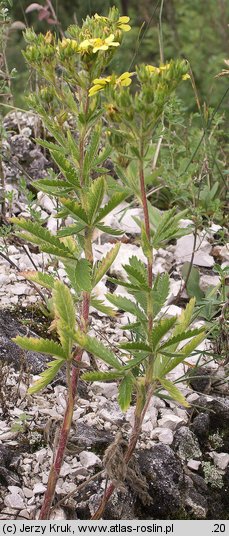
[6,0,229,112]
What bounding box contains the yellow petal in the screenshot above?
[182,73,191,80]
[89,85,103,96]
[118,24,131,31]
[119,71,134,81]
[118,16,130,23]
[93,44,108,52]
[120,77,132,86]
[105,34,115,44]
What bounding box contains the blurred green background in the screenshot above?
[6,0,229,112]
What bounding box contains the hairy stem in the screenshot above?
[91,140,154,520]
[39,118,93,519]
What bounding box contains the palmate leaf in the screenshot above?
[22,271,56,290]
[158,378,189,407]
[96,224,124,236]
[159,327,205,351]
[12,336,66,359]
[57,223,86,237]
[64,259,91,294]
[119,341,151,352]
[90,296,117,317]
[150,317,177,349]
[118,374,134,411]
[124,256,148,288]
[86,176,105,224]
[33,178,73,197]
[83,125,102,183]
[154,331,206,377]
[151,273,170,318]
[11,218,75,259]
[106,293,147,323]
[28,358,65,395]
[92,243,120,287]
[74,259,92,292]
[95,191,128,224]
[60,199,88,225]
[74,331,122,370]
[53,280,76,357]
[81,370,123,381]
[51,150,79,187]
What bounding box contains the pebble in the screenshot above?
[33,483,46,495]
[212,453,229,470]
[158,414,185,430]
[4,493,25,509]
[187,459,201,471]
[79,451,101,468]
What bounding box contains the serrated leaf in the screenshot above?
[141,224,152,258]
[95,192,128,223]
[60,199,88,225]
[33,178,73,196]
[96,224,124,236]
[13,336,66,359]
[124,256,148,288]
[57,223,85,237]
[118,375,134,411]
[35,138,67,154]
[90,296,116,317]
[150,317,177,349]
[74,259,91,292]
[86,176,105,224]
[22,271,56,290]
[152,273,170,318]
[83,125,101,183]
[106,293,147,322]
[158,378,189,407]
[11,218,75,259]
[93,243,120,287]
[74,331,122,370]
[119,341,151,352]
[28,358,65,394]
[173,298,196,337]
[51,150,79,187]
[159,327,205,351]
[81,370,123,381]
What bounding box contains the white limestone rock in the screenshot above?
[175,233,214,267]
[79,451,101,469]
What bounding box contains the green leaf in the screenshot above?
[123,256,148,288]
[119,341,151,352]
[173,298,196,337]
[22,271,56,290]
[51,150,79,187]
[106,293,147,322]
[158,378,189,407]
[11,218,75,259]
[28,358,65,394]
[181,263,204,301]
[81,370,123,381]
[74,259,92,292]
[151,317,177,349]
[86,176,105,224]
[159,327,205,351]
[60,199,88,225]
[118,375,134,411]
[93,243,120,287]
[152,273,170,318]
[141,224,152,259]
[12,336,66,359]
[74,331,122,370]
[95,192,128,223]
[90,296,117,317]
[83,124,101,183]
[57,223,85,237]
[96,224,124,236]
[33,179,73,196]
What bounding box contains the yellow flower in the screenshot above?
[117,16,131,32]
[92,34,120,53]
[89,76,112,96]
[89,71,134,97]
[182,73,191,80]
[44,31,53,44]
[116,71,135,86]
[146,65,160,74]
[94,13,108,21]
[159,63,171,71]
[79,38,93,51]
